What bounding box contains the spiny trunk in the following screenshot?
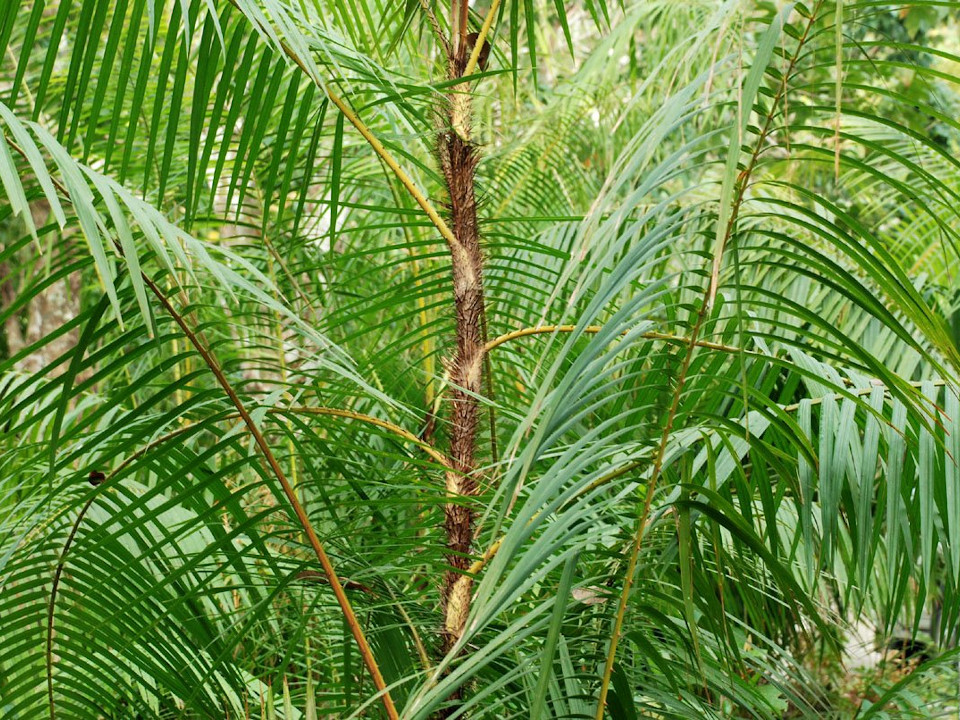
[439,50,486,654]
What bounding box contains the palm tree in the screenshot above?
[2,0,960,717]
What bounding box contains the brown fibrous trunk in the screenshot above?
[439,47,486,654]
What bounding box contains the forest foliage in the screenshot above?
[2,0,960,717]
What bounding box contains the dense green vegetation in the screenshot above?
[2,0,960,717]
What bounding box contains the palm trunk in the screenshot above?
[439,39,487,654]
